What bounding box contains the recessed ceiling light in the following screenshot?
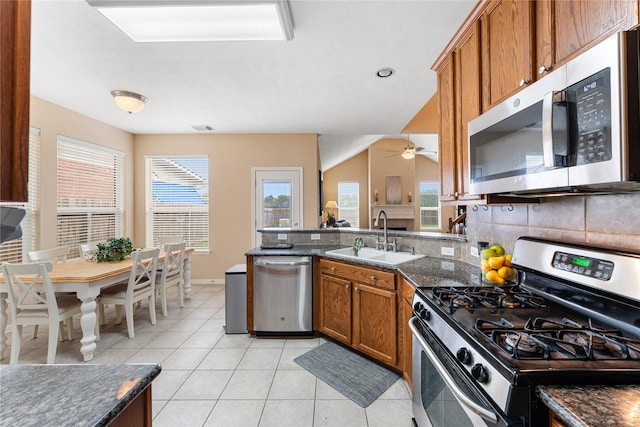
[87,0,294,42]
[376,68,394,78]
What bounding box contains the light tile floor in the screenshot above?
[1,283,413,427]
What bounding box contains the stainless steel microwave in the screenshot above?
[468,29,640,196]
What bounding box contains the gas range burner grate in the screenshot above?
[429,285,546,313]
[476,317,640,361]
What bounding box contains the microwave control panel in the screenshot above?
[571,67,612,165]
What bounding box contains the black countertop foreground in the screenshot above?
[538,385,640,427]
[0,363,161,427]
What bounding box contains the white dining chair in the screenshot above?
[79,242,99,260]
[1,261,82,364]
[98,247,160,339]
[27,246,69,264]
[26,246,72,340]
[157,235,183,245]
[157,242,186,317]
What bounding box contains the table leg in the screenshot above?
[0,293,7,360]
[183,254,192,300]
[79,297,98,361]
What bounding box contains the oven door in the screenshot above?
[409,318,516,427]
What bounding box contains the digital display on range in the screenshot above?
[552,251,614,281]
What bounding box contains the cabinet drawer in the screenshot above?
[402,278,415,305]
[320,259,396,290]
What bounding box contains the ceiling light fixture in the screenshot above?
[376,68,394,78]
[111,90,148,114]
[401,135,416,159]
[87,0,294,42]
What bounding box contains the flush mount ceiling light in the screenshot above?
[376,67,394,78]
[86,0,294,42]
[111,90,148,114]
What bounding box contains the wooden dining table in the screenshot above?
[0,248,193,362]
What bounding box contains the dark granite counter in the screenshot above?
[538,385,640,427]
[246,245,482,288]
[0,363,161,427]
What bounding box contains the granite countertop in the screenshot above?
[246,245,482,287]
[0,363,161,427]
[538,385,640,427]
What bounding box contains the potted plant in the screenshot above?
[94,237,134,263]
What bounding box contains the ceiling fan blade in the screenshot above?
[415,147,424,152]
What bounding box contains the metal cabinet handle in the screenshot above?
[519,78,530,87]
[370,275,376,281]
[331,267,336,272]
[355,287,359,291]
[538,65,550,74]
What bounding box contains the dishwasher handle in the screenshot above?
[255,258,310,267]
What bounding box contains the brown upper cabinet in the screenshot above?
[481,0,535,110]
[537,0,639,78]
[433,0,639,204]
[436,21,483,204]
[0,1,31,202]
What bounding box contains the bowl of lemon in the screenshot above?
[479,244,517,286]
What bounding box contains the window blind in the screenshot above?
[146,156,209,251]
[57,136,124,259]
[338,181,359,228]
[0,128,40,263]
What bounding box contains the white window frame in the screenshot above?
[57,135,125,259]
[419,181,441,230]
[337,181,359,228]
[146,156,209,252]
[0,127,40,263]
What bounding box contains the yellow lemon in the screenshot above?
[488,256,505,269]
[498,266,516,281]
[486,270,505,285]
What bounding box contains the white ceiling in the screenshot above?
[30,0,476,170]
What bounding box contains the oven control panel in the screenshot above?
[552,251,614,281]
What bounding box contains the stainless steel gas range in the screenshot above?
[409,236,640,427]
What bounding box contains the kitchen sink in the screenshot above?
[324,247,425,266]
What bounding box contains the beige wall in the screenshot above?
[133,133,319,280]
[29,96,135,250]
[322,151,368,226]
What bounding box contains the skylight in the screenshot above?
[87,1,294,42]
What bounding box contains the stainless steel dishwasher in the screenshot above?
[253,256,313,336]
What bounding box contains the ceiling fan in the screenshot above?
[385,136,430,159]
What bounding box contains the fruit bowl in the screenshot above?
[480,243,517,286]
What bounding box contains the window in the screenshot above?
[338,181,359,228]
[146,156,209,251]
[0,128,40,263]
[57,136,124,259]
[419,182,440,229]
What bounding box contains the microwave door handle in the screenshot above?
[409,318,499,423]
[542,91,555,168]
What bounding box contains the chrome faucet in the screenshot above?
[374,210,396,251]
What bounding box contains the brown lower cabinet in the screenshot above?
[319,259,399,369]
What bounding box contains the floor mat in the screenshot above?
[294,340,401,408]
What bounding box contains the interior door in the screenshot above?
[253,168,302,247]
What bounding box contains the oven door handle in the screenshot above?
[409,317,499,424]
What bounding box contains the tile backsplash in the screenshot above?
[463,192,640,263]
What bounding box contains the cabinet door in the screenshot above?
[401,279,415,387]
[482,0,534,109]
[353,282,397,366]
[319,274,352,344]
[437,54,458,203]
[455,21,483,202]
[553,0,637,64]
